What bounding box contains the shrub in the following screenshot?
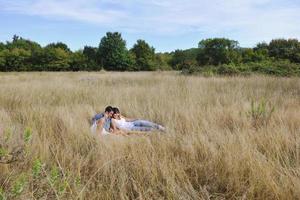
[183,60,300,76]
[12,175,27,197]
[32,159,43,178]
[217,64,240,75]
[24,127,32,143]
[247,99,275,128]
[0,187,6,200]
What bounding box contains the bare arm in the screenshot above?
[96,118,105,136]
[115,129,129,136]
[110,119,118,133]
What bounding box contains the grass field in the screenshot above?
[0,72,299,199]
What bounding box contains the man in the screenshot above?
[91,106,114,136]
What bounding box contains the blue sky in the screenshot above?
[0,0,300,52]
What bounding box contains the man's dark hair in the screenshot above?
[105,106,113,113]
[112,107,120,114]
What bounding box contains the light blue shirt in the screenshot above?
[92,113,111,132]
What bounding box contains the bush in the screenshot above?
[247,99,275,128]
[183,60,300,76]
[217,64,240,75]
[245,60,300,76]
[180,61,199,74]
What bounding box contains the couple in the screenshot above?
[91,106,165,136]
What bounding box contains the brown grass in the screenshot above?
[0,71,299,199]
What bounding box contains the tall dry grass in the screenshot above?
[0,71,299,199]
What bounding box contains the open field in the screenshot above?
[0,72,299,199]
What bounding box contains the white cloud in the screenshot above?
[0,0,300,45]
[0,0,127,24]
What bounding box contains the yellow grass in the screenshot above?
[0,71,299,199]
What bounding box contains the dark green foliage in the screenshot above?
[70,51,88,71]
[268,39,300,63]
[247,60,300,76]
[182,38,300,76]
[0,36,71,71]
[240,48,269,63]
[7,35,41,52]
[83,46,100,70]
[169,50,185,70]
[1,35,40,71]
[155,53,172,70]
[3,35,42,71]
[0,42,6,51]
[254,42,269,52]
[0,50,7,71]
[30,47,45,71]
[42,47,70,71]
[46,42,71,53]
[130,40,156,71]
[169,48,198,70]
[3,48,31,71]
[0,34,299,75]
[98,32,133,71]
[184,60,300,76]
[197,38,241,65]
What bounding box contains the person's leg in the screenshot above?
[132,120,160,129]
[130,126,155,132]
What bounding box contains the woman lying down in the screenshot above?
[111,107,165,134]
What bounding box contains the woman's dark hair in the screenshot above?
[112,107,120,114]
[105,106,113,113]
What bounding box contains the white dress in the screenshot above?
[113,117,134,130]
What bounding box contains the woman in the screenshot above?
[111,107,165,132]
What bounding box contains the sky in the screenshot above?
[0,0,300,52]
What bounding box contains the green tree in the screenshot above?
[29,47,45,71]
[169,49,198,70]
[241,48,256,63]
[70,50,88,71]
[46,42,71,53]
[0,50,6,71]
[169,50,186,70]
[4,35,43,71]
[197,38,240,65]
[42,47,70,71]
[268,39,300,63]
[155,53,172,70]
[0,42,5,51]
[130,40,156,71]
[7,35,41,52]
[83,46,100,70]
[254,42,269,51]
[4,48,31,71]
[253,42,270,62]
[98,32,133,71]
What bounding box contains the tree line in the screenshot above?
[171,38,300,76]
[0,33,300,76]
[0,33,169,72]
